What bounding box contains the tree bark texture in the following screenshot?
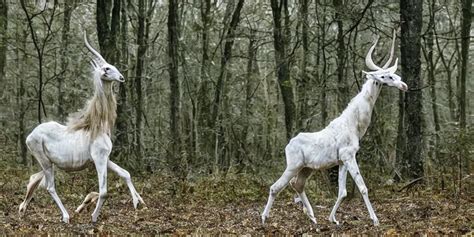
[270,0,295,141]
[459,0,472,131]
[168,0,182,175]
[57,1,73,121]
[0,0,7,85]
[400,0,424,179]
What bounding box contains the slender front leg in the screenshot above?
[90,144,110,223]
[345,158,379,226]
[107,160,145,208]
[329,164,348,225]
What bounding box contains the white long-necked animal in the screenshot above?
[18,33,144,223]
[261,31,407,226]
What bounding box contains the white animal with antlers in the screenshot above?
[18,33,144,223]
[261,31,407,226]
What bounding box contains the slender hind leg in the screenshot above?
[261,167,299,224]
[328,164,348,225]
[27,137,69,223]
[107,160,145,208]
[75,192,99,213]
[19,171,45,217]
[290,167,317,224]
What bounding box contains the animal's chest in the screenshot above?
[355,106,373,137]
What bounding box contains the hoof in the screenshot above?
[329,216,339,226]
[373,218,379,226]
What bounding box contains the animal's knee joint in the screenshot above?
[99,192,108,199]
[340,189,347,198]
[47,187,56,194]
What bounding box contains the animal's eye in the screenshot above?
[389,76,393,80]
[105,67,110,71]
[381,76,385,79]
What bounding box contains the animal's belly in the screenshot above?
[45,145,92,171]
[305,149,339,170]
[54,157,91,171]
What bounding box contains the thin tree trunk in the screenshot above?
[424,0,441,175]
[57,1,74,121]
[134,0,146,159]
[197,0,211,164]
[16,25,27,165]
[400,0,423,179]
[458,0,471,131]
[211,0,245,126]
[434,32,456,121]
[315,0,327,127]
[334,0,348,112]
[270,0,295,141]
[296,0,309,132]
[211,0,245,171]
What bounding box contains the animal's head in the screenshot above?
[363,31,407,92]
[84,32,124,83]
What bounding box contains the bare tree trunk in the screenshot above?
[211,0,245,126]
[211,0,245,171]
[458,0,471,131]
[197,0,211,164]
[334,0,348,113]
[400,0,424,179]
[134,0,146,159]
[457,0,472,190]
[16,25,27,165]
[423,0,441,179]
[434,29,457,122]
[238,28,259,171]
[57,1,74,122]
[20,0,58,123]
[270,0,295,141]
[0,0,7,86]
[114,0,130,160]
[97,0,130,161]
[296,0,309,132]
[168,0,182,177]
[315,0,327,128]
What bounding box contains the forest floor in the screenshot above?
[1,164,473,235]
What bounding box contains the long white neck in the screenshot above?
[334,78,383,139]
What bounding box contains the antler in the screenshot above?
[382,29,397,69]
[365,36,382,71]
[84,31,106,64]
[365,29,398,72]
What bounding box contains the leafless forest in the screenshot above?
[0,0,472,235]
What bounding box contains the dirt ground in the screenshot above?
[1,167,473,235]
